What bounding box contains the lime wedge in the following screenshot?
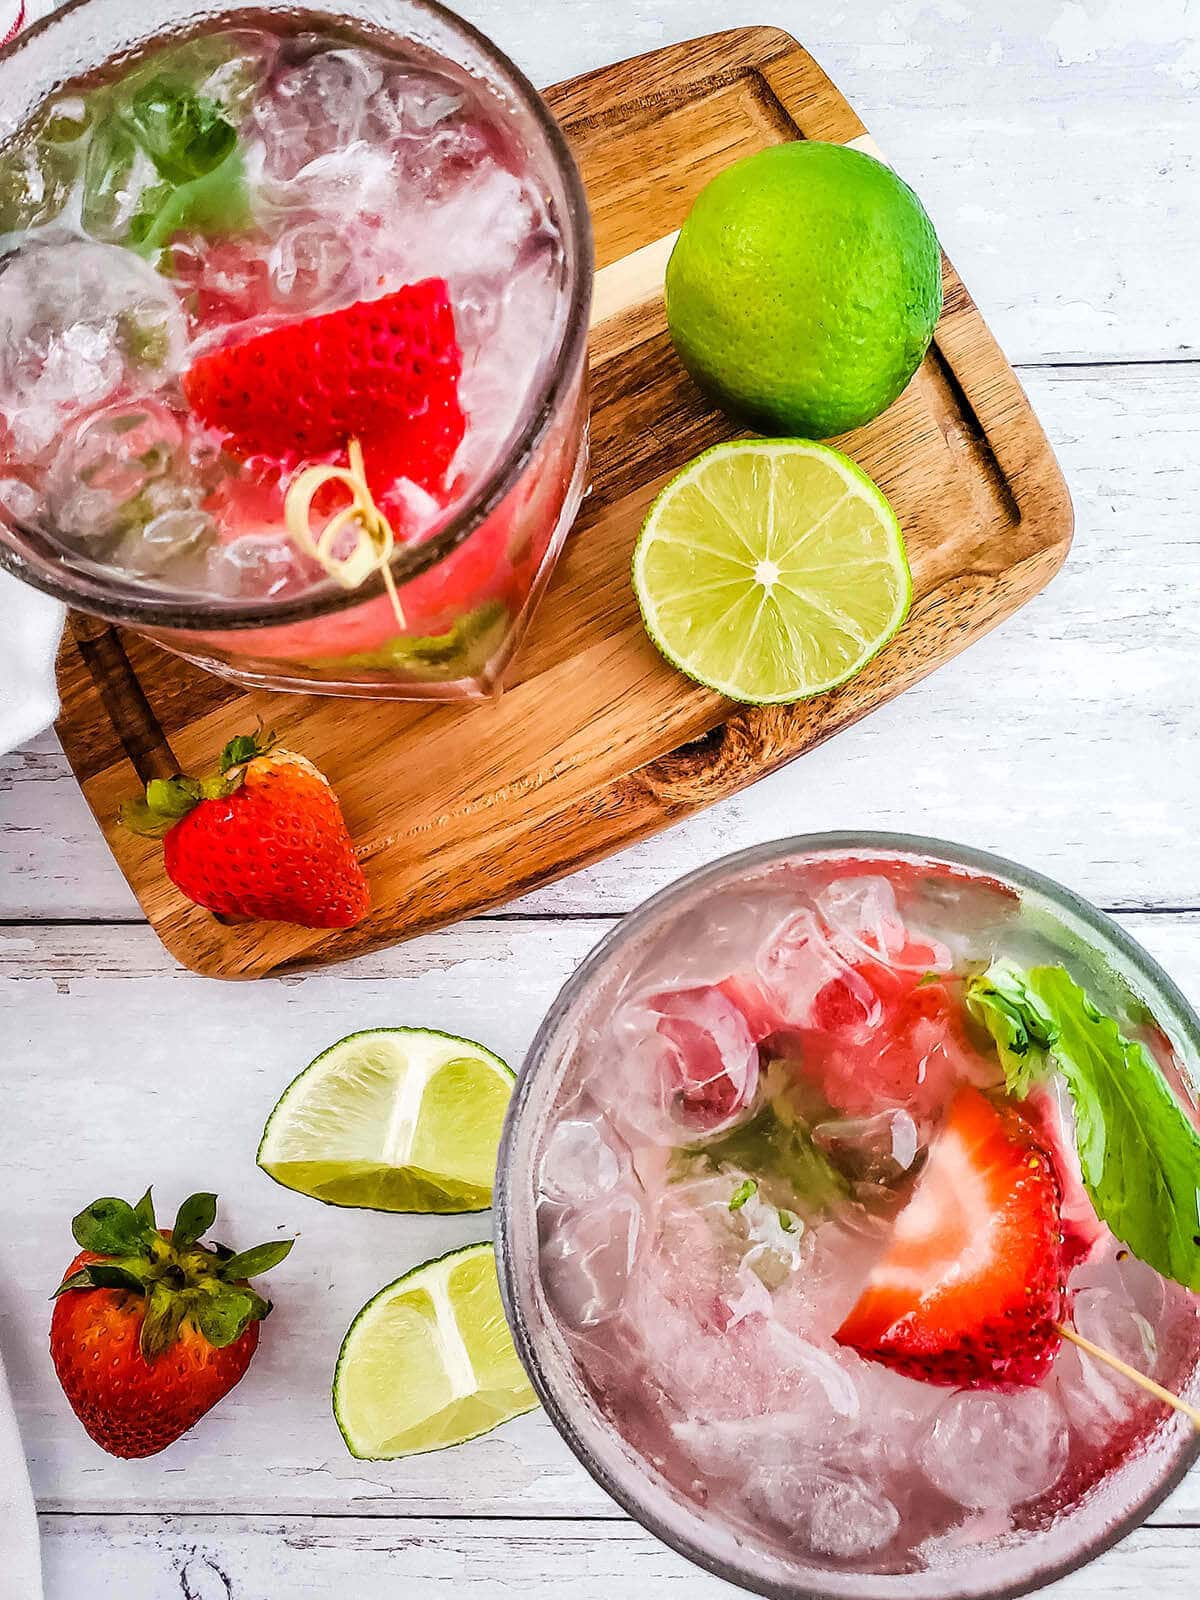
[257,1028,514,1213]
[632,439,911,703]
[334,1242,538,1458]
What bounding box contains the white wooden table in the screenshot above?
[2,1,1198,1594]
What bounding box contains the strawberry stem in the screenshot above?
[1056,1321,1200,1432]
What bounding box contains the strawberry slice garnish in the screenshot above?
[182,279,465,492]
[835,1084,1065,1387]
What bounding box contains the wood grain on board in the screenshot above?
[54,26,1074,978]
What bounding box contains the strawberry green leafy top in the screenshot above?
[55,1189,294,1360]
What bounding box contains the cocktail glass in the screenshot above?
[497,833,1200,1600]
[0,0,592,698]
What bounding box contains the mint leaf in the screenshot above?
[965,961,1055,1096]
[702,1099,849,1216]
[728,1179,757,1212]
[127,79,236,184]
[130,146,251,258]
[968,963,1200,1291]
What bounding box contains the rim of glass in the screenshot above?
[495,831,1200,1600]
[0,0,593,631]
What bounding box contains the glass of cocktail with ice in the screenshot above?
[0,0,591,697]
[497,835,1200,1600]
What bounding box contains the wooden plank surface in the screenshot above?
[53,25,1072,978]
[5,2,1200,1597]
[2,916,1199,1524]
[36,1517,1200,1599]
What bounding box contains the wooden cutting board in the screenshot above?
[55,26,1073,979]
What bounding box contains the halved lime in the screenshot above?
[632,440,911,704]
[334,1242,538,1458]
[257,1028,514,1213]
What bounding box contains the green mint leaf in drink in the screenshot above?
[702,1098,850,1218]
[129,146,251,258]
[728,1179,757,1212]
[127,79,237,184]
[964,961,1055,1096]
[969,962,1200,1291]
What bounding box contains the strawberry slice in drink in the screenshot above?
[835,1084,1065,1387]
[183,279,466,497]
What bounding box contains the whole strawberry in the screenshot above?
[50,1190,293,1459]
[122,730,370,929]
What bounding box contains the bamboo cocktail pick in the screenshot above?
[1057,1322,1200,1433]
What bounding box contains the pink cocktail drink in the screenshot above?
[499,839,1200,1600]
[0,1,591,696]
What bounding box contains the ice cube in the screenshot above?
[796,1472,901,1559]
[540,1190,643,1329]
[0,238,186,456]
[252,47,384,182]
[48,400,185,542]
[80,120,164,245]
[539,1112,626,1207]
[367,69,467,141]
[450,231,563,483]
[918,1388,1069,1509]
[818,874,953,975]
[608,986,759,1142]
[818,875,909,961]
[268,216,357,308]
[207,533,309,600]
[812,1109,922,1189]
[756,907,880,1035]
[1054,1245,1169,1439]
[0,138,78,236]
[114,506,213,578]
[0,477,44,528]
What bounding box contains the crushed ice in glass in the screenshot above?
[532,857,1200,1576]
[0,28,565,596]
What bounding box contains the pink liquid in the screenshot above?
[533,860,1200,1574]
[0,25,586,694]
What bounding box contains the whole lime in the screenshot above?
[665,141,943,438]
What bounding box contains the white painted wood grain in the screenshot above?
[7,365,1199,921]
[36,1516,1200,1600]
[470,0,1200,364]
[2,916,1198,1524]
[6,4,1200,1594]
